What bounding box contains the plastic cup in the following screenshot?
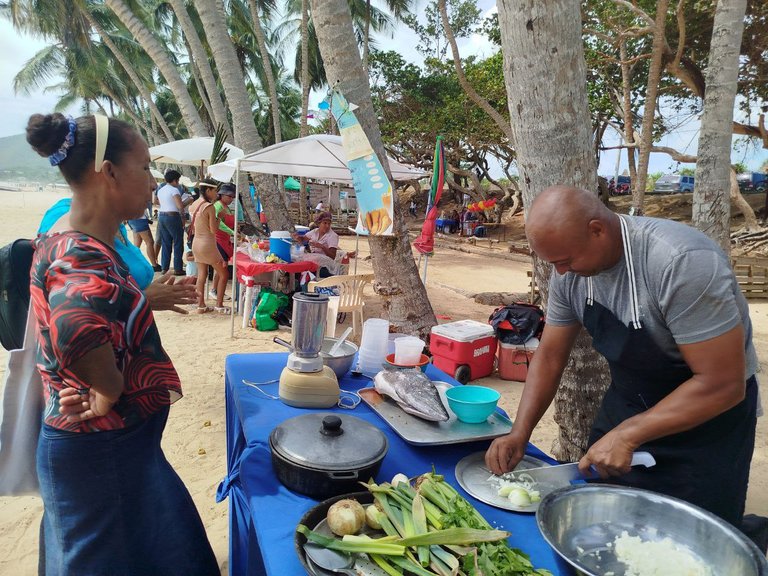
[360,318,389,356]
[394,337,425,366]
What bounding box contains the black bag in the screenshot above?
[488,302,545,346]
[0,239,34,351]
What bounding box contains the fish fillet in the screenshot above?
[373,369,449,422]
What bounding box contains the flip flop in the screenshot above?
[195,306,214,314]
[214,306,232,314]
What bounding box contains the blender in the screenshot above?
[278,292,340,408]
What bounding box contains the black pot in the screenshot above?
[269,413,388,499]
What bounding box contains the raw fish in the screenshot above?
[373,369,449,422]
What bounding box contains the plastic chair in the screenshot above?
[308,273,375,338]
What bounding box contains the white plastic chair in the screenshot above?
[308,273,375,338]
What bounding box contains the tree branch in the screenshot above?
[671,0,686,74]
[611,0,655,26]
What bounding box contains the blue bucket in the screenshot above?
[269,232,292,262]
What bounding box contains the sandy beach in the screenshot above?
[0,188,766,574]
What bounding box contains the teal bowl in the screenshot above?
[444,385,501,424]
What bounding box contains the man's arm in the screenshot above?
[485,322,580,474]
[580,324,746,477]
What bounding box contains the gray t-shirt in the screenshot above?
[547,216,758,380]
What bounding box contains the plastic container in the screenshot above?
[430,320,497,384]
[325,295,340,338]
[444,385,500,423]
[269,231,292,262]
[359,318,389,373]
[394,337,425,365]
[294,225,310,236]
[498,341,537,381]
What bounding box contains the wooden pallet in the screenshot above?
[732,260,768,300]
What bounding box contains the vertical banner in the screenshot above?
[323,90,394,236]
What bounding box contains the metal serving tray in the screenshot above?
[358,381,512,446]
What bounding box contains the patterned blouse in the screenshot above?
[30,231,182,432]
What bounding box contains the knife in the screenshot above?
[504,451,656,485]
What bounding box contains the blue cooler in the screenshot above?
[295,225,310,237]
[269,231,293,262]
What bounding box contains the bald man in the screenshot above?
[486,186,759,529]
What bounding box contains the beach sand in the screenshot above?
[0,188,765,574]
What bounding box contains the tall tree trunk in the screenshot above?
[186,40,215,129]
[86,11,173,141]
[169,0,233,140]
[362,0,371,71]
[105,0,207,137]
[632,0,669,215]
[102,84,159,139]
[247,0,282,143]
[298,0,311,225]
[309,0,437,339]
[438,0,514,144]
[692,0,747,252]
[619,37,637,188]
[497,0,609,461]
[194,0,292,230]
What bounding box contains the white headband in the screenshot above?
[94,114,109,172]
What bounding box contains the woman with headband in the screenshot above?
[26,113,218,575]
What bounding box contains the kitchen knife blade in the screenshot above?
[504,451,656,485]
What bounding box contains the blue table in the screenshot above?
[218,353,573,575]
[435,218,458,233]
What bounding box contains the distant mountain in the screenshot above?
[0,133,64,184]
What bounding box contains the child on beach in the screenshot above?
[26,112,218,575]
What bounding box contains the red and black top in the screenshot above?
[30,231,182,432]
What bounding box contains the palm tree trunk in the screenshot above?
[247,0,282,143]
[309,0,437,338]
[194,0,292,230]
[169,0,233,139]
[362,0,371,71]
[692,0,748,252]
[631,0,670,215]
[298,0,311,225]
[497,0,609,461]
[185,39,215,129]
[85,11,174,141]
[105,0,207,137]
[438,0,514,144]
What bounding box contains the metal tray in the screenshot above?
[455,451,563,513]
[358,381,512,446]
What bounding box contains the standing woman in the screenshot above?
[210,182,237,301]
[26,113,218,575]
[189,182,230,313]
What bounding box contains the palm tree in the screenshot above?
[308,0,437,338]
[194,0,293,230]
[497,0,609,461]
[246,0,282,143]
[105,0,207,136]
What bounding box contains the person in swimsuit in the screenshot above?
[189,183,229,313]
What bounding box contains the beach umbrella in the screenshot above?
[150,168,164,180]
[149,137,244,167]
[284,177,301,191]
[208,134,426,184]
[413,136,446,282]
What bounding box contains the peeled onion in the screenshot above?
[326,499,365,536]
[365,504,383,530]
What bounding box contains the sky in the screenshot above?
[1,1,766,177]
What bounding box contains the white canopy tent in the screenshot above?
[214,134,428,336]
[149,137,244,166]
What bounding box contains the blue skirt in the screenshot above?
[37,407,219,576]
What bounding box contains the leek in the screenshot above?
[395,527,510,546]
[296,525,405,556]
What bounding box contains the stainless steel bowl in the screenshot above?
[536,484,767,576]
[320,338,358,378]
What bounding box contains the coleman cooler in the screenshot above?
[430,320,497,384]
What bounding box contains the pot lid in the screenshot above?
[270,413,388,471]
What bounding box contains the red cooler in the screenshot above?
[430,320,497,384]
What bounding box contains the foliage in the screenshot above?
[731,162,748,175]
[647,171,664,192]
[679,167,696,176]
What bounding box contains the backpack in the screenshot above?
[0,239,34,351]
[488,302,545,346]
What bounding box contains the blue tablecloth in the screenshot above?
[435,218,458,233]
[219,353,573,575]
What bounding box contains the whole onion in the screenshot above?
[326,499,365,536]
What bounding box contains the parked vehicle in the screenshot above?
[652,174,694,194]
[736,172,768,194]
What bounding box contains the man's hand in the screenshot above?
[59,387,116,423]
[145,273,198,314]
[578,427,637,478]
[485,430,529,475]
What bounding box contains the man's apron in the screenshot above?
[583,216,757,526]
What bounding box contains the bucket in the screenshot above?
[269,231,292,262]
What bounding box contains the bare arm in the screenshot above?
[59,343,124,422]
[206,205,218,235]
[485,322,581,473]
[173,194,184,212]
[580,324,746,477]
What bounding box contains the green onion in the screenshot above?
[296,525,405,556]
[395,527,510,546]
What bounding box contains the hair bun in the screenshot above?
[26,113,70,157]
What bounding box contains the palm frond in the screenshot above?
[13,44,64,95]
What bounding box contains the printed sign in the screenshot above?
[325,90,394,236]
